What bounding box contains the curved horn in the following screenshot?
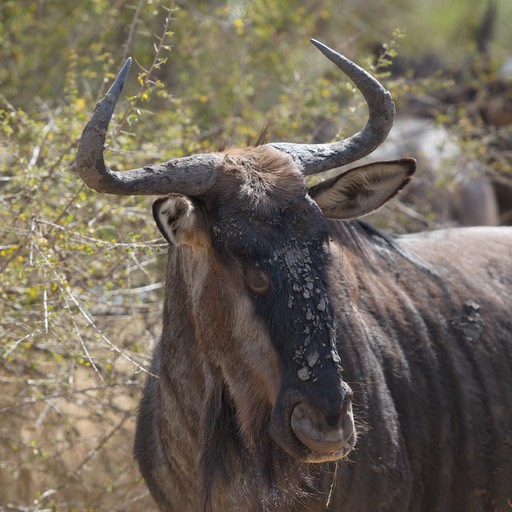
[75,57,220,196]
[268,39,396,176]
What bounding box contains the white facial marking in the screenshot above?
[157,196,196,246]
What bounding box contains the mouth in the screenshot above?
[278,425,356,463]
[297,443,354,463]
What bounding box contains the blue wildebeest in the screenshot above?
[75,40,512,511]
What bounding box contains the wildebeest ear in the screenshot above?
[153,194,198,246]
[309,158,416,220]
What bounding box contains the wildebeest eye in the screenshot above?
[245,267,270,294]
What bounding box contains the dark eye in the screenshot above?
[245,267,270,294]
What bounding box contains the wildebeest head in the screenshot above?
[75,40,415,493]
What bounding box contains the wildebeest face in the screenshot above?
[152,146,415,467]
[211,191,356,464]
[153,148,356,463]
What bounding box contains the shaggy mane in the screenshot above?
[327,219,436,275]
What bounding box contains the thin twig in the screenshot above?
[122,0,145,62]
[34,243,153,376]
[326,461,338,508]
[36,219,166,248]
[70,314,104,382]
[68,411,131,480]
[110,1,176,143]
[43,288,49,333]
[2,331,40,359]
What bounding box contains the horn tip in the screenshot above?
[310,39,345,62]
[310,38,325,50]
[117,56,133,86]
[106,57,133,99]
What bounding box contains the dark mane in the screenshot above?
[327,219,436,275]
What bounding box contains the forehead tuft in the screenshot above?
[210,146,328,261]
[217,147,306,216]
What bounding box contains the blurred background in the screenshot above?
[1,1,511,510]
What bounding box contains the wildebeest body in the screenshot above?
[134,188,512,511]
[325,224,512,511]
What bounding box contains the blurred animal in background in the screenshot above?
[369,0,512,227]
[363,117,500,229]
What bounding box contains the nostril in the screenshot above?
[324,385,353,426]
[341,389,353,416]
[326,411,343,429]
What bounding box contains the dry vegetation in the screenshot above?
[1,0,511,510]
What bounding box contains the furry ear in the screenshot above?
[153,194,198,246]
[309,158,416,219]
